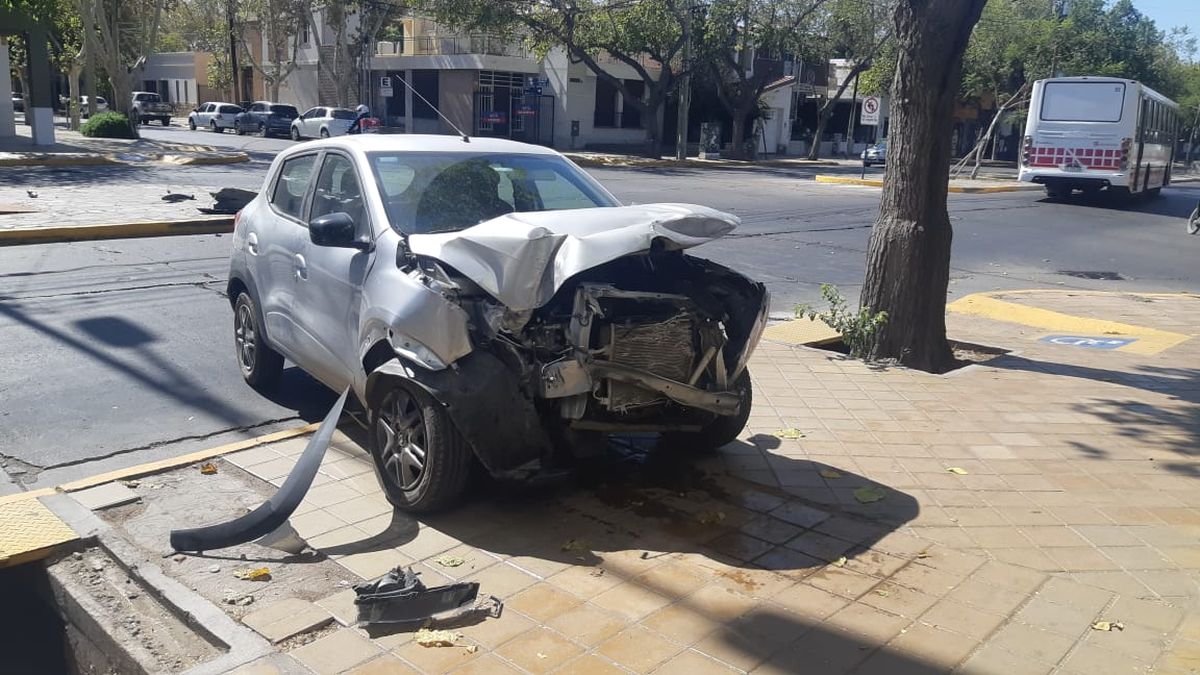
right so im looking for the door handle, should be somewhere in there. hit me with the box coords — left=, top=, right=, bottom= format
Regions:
left=247, top=232, right=259, bottom=256
left=294, top=254, right=308, bottom=281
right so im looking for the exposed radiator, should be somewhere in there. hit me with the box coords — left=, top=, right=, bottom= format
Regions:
left=606, top=313, right=695, bottom=410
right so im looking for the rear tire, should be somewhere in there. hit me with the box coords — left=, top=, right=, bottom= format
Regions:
left=662, top=369, right=753, bottom=452
left=160, top=117, right=170, bottom=126
left=1187, top=206, right=1199, bottom=235
left=233, top=292, right=283, bottom=390
left=1044, top=183, right=1069, bottom=200
left=210, top=121, right=221, bottom=133
left=320, top=128, right=330, bottom=138
left=258, top=123, right=268, bottom=138
left=369, top=379, right=472, bottom=512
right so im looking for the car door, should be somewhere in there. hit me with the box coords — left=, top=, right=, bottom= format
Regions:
left=296, top=108, right=314, bottom=136
left=195, top=103, right=212, bottom=126
left=291, top=151, right=374, bottom=391
left=253, top=151, right=319, bottom=363
left=305, top=108, right=324, bottom=136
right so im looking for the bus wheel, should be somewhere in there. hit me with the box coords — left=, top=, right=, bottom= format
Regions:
left=1044, top=184, right=1069, bottom=200
left=1146, top=187, right=1162, bottom=198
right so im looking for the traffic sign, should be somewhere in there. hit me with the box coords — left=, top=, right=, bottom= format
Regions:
left=380, top=76, right=392, bottom=88
left=1038, top=335, right=1136, bottom=350
left=860, top=95, right=881, bottom=126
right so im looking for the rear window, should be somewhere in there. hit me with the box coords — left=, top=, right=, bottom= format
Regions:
left=1041, top=82, right=1125, bottom=122
left=331, top=109, right=357, bottom=120
left=219, top=105, right=242, bottom=114
left=135, top=93, right=161, bottom=102
left=270, top=105, right=299, bottom=118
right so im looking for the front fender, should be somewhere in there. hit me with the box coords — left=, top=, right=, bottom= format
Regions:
left=365, top=353, right=552, bottom=476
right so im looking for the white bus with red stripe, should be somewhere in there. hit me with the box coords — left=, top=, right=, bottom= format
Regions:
left=1019, top=77, right=1179, bottom=199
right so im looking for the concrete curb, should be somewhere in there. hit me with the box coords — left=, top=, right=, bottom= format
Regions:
left=814, top=174, right=1040, bottom=193
left=0, top=215, right=236, bottom=246
left=567, top=155, right=840, bottom=170
left=0, top=152, right=250, bottom=168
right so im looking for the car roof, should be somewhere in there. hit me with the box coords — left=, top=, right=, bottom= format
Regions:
left=285, top=134, right=563, bottom=158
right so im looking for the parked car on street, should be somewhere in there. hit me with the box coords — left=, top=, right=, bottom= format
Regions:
left=861, top=141, right=887, bottom=167
left=81, top=95, right=108, bottom=117
left=228, top=135, right=768, bottom=511
left=131, top=91, right=172, bottom=125
left=235, top=101, right=300, bottom=138
left=290, top=106, right=357, bottom=140
left=189, top=102, right=242, bottom=132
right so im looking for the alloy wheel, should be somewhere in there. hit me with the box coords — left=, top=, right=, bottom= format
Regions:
left=234, top=303, right=256, bottom=374
left=375, top=389, right=427, bottom=490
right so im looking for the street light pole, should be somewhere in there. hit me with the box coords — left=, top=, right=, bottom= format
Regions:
left=843, top=71, right=859, bottom=158
left=675, top=1, right=693, bottom=161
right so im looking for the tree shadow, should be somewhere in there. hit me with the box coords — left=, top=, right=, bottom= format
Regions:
left=988, top=355, right=1200, bottom=475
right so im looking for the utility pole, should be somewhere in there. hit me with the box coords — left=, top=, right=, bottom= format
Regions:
left=675, top=1, right=693, bottom=161
left=227, top=0, right=241, bottom=103
left=843, top=71, right=859, bottom=158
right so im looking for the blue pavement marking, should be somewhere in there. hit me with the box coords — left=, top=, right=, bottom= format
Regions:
left=1039, top=335, right=1138, bottom=350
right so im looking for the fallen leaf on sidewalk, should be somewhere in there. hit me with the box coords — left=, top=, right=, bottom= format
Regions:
left=561, top=539, right=587, bottom=552
left=777, top=428, right=805, bottom=440
left=435, top=555, right=465, bottom=568
left=199, top=462, right=218, bottom=475
left=819, top=469, right=843, bottom=479
left=415, top=628, right=460, bottom=647
left=874, top=590, right=890, bottom=598
left=233, top=567, right=271, bottom=581
left=853, top=487, right=886, bottom=504
left=832, top=556, right=848, bottom=568
left=697, top=510, right=726, bottom=525
left=1091, top=621, right=1125, bottom=632
left=946, top=467, right=969, bottom=475
left=465, top=645, right=478, bottom=654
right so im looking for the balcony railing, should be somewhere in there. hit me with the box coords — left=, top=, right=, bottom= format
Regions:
left=374, top=35, right=531, bottom=59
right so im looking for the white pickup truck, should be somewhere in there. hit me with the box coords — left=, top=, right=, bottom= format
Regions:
left=131, top=91, right=172, bottom=126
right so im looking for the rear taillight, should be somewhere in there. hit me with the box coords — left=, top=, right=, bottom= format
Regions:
left=1021, top=135, right=1032, bottom=165
left=234, top=210, right=242, bottom=230
left=1119, top=137, right=1131, bottom=170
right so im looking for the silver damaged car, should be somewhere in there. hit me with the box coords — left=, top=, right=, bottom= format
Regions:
left=228, top=135, right=768, bottom=511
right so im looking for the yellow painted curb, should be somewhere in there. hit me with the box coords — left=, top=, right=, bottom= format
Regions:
left=0, top=422, right=319, bottom=510
left=814, top=174, right=1040, bottom=193
left=763, top=317, right=842, bottom=346
left=0, top=216, right=235, bottom=246
left=947, top=292, right=1192, bottom=355
left=160, top=153, right=250, bottom=166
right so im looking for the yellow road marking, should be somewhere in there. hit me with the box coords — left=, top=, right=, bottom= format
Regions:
left=947, top=292, right=1192, bottom=355
left=763, top=317, right=842, bottom=346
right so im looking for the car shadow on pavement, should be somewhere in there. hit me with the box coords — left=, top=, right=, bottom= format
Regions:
left=319, top=425, right=920, bottom=585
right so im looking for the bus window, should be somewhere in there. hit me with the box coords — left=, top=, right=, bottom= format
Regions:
left=1041, top=82, right=1126, bottom=122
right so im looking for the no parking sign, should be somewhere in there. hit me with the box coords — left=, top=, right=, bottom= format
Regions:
left=860, top=96, right=881, bottom=126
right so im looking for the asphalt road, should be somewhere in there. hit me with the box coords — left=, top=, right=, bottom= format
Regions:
left=2, top=131, right=1198, bottom=492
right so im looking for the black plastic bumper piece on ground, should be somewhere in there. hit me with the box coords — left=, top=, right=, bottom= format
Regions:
left=168, top=388, right=349, bottom=552
left=353, top=565, right=503, bottom=626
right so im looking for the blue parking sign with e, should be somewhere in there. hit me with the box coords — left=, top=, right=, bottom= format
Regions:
left=1039, top=335, right=1135, bottom=349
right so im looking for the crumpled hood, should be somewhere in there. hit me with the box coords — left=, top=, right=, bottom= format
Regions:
left=406, top=203, right=740, bottom=311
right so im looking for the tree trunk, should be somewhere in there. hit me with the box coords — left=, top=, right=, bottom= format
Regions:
left=729, top=106, right=751, bottom=159
left=806, top=105, right=833, bottom=160
left=859, top=0, right=987, bottom=373
left=68, top=64, right=82, bottom=130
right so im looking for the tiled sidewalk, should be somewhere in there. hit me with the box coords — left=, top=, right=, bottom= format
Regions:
left=99, top=291, right=1200, bottom=674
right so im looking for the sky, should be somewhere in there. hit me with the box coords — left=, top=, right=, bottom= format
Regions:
left=1134, top=0, right=1197, bottom=41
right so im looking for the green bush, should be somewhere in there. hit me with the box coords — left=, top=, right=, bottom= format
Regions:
left=80, top=112, right=136, bottom=139
left=795, top=284, right=888, bottom=359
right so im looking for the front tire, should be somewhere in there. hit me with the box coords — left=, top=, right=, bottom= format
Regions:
left=160, top=117, right=170, bottom=126
left=662, top=369, right=753, bottom=451
left=1187, top=206, right=1199, bottom=235
left=369, top=379, right=471, bottom=512
left=290, top=126, right=301, bottom=141
left=233, top=292, right=283, bottom=390
left=188, top=118, right=196, bottom=131
left=258, top=123, right=268, bottom=137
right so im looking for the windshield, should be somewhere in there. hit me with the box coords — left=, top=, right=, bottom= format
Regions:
left=370, top=152, right=620, bottom=234
left=135, top=93, right=161, bottom=102
left=1041, top=81, right=1126, bottom=122
left=331, top=109, right=357, bottom=120
left=270, top=104, right=299, bottom=118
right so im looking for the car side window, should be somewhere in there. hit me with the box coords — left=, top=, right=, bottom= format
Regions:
left=310, top=154, right=367, bottom=230
left=270, top=155, right=317, bottom=220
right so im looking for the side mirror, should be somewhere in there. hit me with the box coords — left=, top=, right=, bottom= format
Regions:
left=310, top=212, right=370, bottom=251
